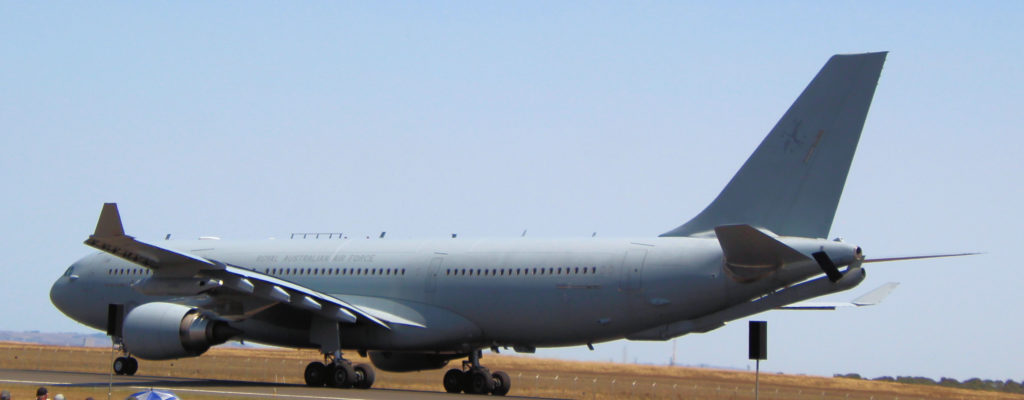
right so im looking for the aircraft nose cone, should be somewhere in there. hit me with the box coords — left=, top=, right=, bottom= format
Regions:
left=50, top=278, right=64, bottom=308
left=50, top=272, right=72, bottom=317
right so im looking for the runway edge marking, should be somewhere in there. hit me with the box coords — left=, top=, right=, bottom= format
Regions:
left=0, top=379, right=73, bottom=385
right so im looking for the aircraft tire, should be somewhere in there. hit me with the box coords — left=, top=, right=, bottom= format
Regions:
left=353, top=363, right=375, bottom=389
left=326, top=362, right=355, bottom=388
left=113, top=356, right=128, bottom=375
left=466, top=368, right=494, bottom=394
left=125, top=357, right=139, bottom=376
left=303, top=362, right=327, bottom=387
left=491, top=370, right=511, bottom=396
left=442, top=368, right=464, bottom=393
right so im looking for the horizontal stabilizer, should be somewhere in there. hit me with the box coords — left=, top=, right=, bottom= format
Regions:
left=852, top=282, right=899, bottom=305
left=715, top=225, right=811, bottom=282
left=780, top=282, right=898, bottom=310
left=627, top=266, right=867, bottom=340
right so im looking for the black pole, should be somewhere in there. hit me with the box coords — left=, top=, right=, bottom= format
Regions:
left=755, top=359, right=760, bottom=400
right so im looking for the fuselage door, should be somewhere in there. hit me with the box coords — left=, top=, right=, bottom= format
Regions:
left=620, top=249, right=647, bottom=292
left=425, top=257, right=443, bottom=293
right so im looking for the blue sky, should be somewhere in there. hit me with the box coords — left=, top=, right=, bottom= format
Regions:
left=2, top=2, right=1021, bottom=381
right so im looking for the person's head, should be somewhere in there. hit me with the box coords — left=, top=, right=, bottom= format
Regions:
left=35, top=386, right=47, bottom=398
left=53, top=395, right=65, bottom=400
left=1, top=389, right=11, bottom=400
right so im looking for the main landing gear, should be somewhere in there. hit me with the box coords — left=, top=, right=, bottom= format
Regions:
left=113, top=355, right=138, bottom=376
left=442, top=350, right=511, bottom=396
left=303, top=351, right=375, bottom=389
left=111, top=337, right=138, bottom=376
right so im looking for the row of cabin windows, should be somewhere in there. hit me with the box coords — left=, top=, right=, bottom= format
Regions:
left=107, top=266, right=600, bottom=279
left=263, top=267, right=406, bottom=277
left=107, top=267, right=408, bottom=277
left=446, top=266, right=598, bottom=277
left=109, top=268, right=150, bottom=276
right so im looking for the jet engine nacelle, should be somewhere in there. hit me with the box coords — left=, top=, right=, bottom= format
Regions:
left=122, top=302, right=240, bottom=360
left=369, top=351, right=459, bottom=372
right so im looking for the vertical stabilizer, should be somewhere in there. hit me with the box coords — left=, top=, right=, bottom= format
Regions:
left=661, top=52, right=887, bottom=239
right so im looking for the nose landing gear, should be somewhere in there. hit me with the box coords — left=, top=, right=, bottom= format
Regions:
left=442, top=350, right=511, bottom=396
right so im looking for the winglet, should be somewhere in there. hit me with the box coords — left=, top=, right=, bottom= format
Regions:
left=851, top=282, right=899, bottom=306
left=94, top=203, right=125, bottom=238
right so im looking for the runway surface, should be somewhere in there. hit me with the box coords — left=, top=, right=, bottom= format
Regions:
left=0, top=368, right=556, bottom=400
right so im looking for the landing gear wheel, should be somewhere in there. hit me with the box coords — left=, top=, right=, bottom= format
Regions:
left=326, top=362, right=355, bottom=388
left=443, top=368, right=464, bottom=393
left=304, top=362, right=327, bottom=387
left=113, top=356, right=128, bottom=375
left=466, top=368, right=494, bottom=395
left=125, top=357, right=138, bottom=376
left=491, top=370, right=511, bottom=396
left=352, top=363, right=375, bottom=389
left=113, top=356, right=137, bottom=376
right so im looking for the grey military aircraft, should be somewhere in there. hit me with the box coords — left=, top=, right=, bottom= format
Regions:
left=50, top=52, right=966, bottom=396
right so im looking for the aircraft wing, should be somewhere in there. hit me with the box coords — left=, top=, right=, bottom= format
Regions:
left=84, top=203, right=391, bottom=329
left=779, top=282, right=899, bottom=310
left=207, top=265, right=390, bottom=328
left=85, top=204, right=218, bottom=273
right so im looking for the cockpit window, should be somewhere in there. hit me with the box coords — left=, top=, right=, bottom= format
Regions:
left=63, top=266, right=75, bottom=277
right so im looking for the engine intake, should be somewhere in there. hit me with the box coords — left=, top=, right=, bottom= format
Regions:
left=122, top=302, right=240, bottom=360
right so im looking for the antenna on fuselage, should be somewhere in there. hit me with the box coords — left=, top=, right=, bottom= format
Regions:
left=521, top=230, right=527, bottom=237
left=451, top=233, right=457, bottom=239
left=165, top=234, right=171, bottom=240
left=379, top=231, right=386, bottom=239
left=592, top=232, right=597, bottom=237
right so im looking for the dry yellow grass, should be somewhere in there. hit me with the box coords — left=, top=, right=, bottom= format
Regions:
left=0, top=342, right=1019, bottom=400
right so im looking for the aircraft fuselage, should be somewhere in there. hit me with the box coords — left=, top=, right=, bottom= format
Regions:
left=52, top=235, right=856, bottom=352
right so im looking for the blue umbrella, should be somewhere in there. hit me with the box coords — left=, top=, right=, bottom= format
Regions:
left=125, top=389, right=179, bottom=400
